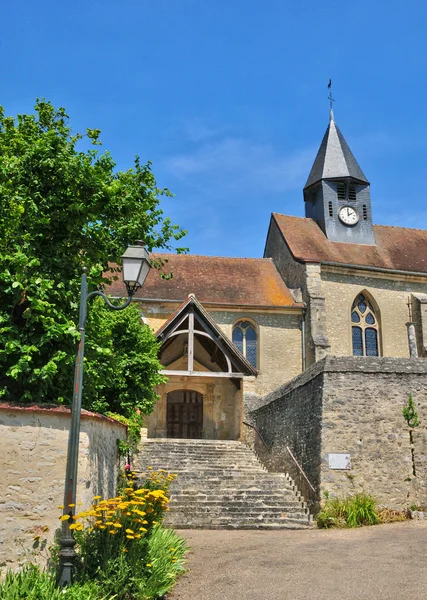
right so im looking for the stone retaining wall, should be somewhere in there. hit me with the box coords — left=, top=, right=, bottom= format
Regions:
left=0, top=404, right=126, bottom=571
left=244, top=357, right=427, bottom=511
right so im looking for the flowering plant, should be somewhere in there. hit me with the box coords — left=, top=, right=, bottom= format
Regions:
left=56, top=470, right=182, bottom=599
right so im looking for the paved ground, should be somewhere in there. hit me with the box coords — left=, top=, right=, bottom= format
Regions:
left=169, top=521, right=427, bottom=600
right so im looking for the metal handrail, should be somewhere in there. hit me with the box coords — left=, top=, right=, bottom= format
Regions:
left=242, top=419, right=272, bottom=452
left=285, top=445, right=316, bottom=493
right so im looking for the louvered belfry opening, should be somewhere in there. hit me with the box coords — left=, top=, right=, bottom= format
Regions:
left=337, top=182, right=346, bottom=201
left=348, top=184, right=357, bottom=201
left=336, top=181, right=357, bottom=202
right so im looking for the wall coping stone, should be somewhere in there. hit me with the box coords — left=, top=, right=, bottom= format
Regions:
left=0, top=402, right=127, bottom=427
left=252, top=356, right=427, bottom=412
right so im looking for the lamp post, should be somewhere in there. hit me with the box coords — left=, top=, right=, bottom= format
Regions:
left=58, top=241, right=151, bottom=586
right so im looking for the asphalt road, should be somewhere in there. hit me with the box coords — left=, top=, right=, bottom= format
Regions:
left=169, top=521, right=427, bottom=600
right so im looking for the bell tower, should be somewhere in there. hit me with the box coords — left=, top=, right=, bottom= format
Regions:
left=303, top=111, right=375, bottom=245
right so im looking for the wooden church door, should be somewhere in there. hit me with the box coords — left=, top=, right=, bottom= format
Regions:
left=166, top=390, right=204, bottom=439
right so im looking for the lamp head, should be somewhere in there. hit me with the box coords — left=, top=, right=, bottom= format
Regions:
left=121, top=241, right=151, bottom=295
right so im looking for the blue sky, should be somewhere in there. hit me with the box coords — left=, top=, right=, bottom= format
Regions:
left=2, top=0, right=427, bottom=257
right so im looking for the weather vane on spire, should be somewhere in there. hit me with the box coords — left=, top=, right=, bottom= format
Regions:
left=327, top=78, right=335, bottom=111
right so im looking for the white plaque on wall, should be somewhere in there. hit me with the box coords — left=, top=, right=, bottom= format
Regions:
left=328, top=454, right=351, bottom=470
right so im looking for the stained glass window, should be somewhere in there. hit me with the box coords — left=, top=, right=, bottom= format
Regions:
left=365, top=328, right=378, bottom=356
left=351, top=293, right=380, bottom=357
left=352, top=327, right=363, bottom=356
left=232, top=321, right=257, bottom=368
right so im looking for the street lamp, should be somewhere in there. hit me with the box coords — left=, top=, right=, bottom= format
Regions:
left=58, top=241, right=151, bottom=586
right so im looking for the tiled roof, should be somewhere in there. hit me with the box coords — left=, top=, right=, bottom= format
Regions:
left=272, top=213, right=427, bottom=274
left=107, top=254, right=300, bottom=307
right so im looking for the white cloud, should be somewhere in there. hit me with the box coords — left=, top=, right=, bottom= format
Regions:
left=163, top=136, right=315, bottom=194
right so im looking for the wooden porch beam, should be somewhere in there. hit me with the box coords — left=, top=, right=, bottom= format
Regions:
left=160, top=369, right=245, bottom=379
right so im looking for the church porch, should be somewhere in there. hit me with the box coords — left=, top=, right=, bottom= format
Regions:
left=146, top=294, right=255, bottom=440
left=146, top=375, right=243, bottom=440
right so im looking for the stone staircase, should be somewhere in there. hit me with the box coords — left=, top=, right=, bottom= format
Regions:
left=134, top=439, right=313, bottom=529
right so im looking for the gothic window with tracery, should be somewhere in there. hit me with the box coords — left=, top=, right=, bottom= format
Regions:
left=351, top=293, right=380, bottom=357
left=232, top=321, right=257, bottom=368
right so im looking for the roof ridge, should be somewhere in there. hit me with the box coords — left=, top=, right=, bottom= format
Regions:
left=272, top=213, right=310, bottom=221
left=374, top=223, right=427, bottom=233
left=151, top=253, right=275, bottom=261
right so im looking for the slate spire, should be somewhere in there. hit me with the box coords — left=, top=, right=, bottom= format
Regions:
left=304, top=112, right=369, bottom=190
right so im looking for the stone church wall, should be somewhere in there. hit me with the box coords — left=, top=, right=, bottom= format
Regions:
left=245, top=357, right=427, bottom=512
left=209, top=309, right=303, bottom=395
left=321, top=268, right=427, bottom=359
left=264, top=217, right=330, bottom=366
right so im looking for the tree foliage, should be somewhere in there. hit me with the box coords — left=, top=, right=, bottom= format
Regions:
left=0, top=99, right=186, bottom=408
left=84, top=300, right=166, bottom=417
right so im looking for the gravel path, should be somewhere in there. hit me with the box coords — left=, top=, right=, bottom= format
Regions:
left=169, top=521, right=427, bottom=600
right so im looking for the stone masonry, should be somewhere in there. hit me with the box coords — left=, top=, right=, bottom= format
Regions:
left=244, top=357, right=427, bottom=511
left=0, top=405, right=126, bottom=570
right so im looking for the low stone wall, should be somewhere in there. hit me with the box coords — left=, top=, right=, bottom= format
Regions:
left=245, top=357, right=427, bottom=511
left=0, top=404, right=126, bottom=571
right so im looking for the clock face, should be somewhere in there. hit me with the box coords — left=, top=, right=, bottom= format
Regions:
left=338, top=205, right=359, bottom=225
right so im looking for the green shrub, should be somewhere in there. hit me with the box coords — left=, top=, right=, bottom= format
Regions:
left=0, top=565, right=105, bottom=600
left=137, top=525, right=188, bottom=599
left=316, top=493, right=380, bottom=528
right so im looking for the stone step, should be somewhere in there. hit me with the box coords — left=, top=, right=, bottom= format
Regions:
left=168, top=496, right=307, bottom=507
left=136, top=439, right=312, bottom=529
left=166, top=506, right=307, bottom=521
left=166, top=515, right=312, bottom=527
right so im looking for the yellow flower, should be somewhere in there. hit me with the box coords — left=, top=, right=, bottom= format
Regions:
left=126, top=535, right=135, bottom=539
left=99, top=525, right=106, bottom=529
left=125, top=529, right=134, bottom=534
left=59, top=515, right=71, bottom=521
left=134, top=533, right=141, bottom=539
left=93, top=495, right=102, bottom=500
left=146, top=563, right=152, bottom=567
left=139, top=527, right=147, bottom=532
left=105, top=521, right=114, bottom=526
left=113, top=523, right=122, bottom=528
left=68, top=503, right=76, bottom=508
left=109, top=530, right=118, bottom=535
left=58, top=505, right=65, bottom=510
left=42, top=526, right=49, bottom=532
left=69, top=523, right=79, bottom=530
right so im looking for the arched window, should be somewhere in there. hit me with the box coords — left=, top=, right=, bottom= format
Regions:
left=232, top=321, right=257, bottom=368
left=351, top=293, right=380, bottom=357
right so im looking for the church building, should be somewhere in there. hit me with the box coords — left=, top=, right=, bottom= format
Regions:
left=109, top=110, right=427, bottom=443
left=109, top=111, right=427, bottom=510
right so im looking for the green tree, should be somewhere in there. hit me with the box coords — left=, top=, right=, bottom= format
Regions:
left=84, top=300, right=166, bottom=417
left=0, top=99, right=186, bottom=407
